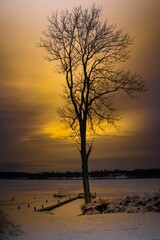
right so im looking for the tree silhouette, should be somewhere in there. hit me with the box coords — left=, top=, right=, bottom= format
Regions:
left=39, top=5, right=146, bottom=203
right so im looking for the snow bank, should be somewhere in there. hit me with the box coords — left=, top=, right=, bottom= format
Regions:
left=0, top=209, right=22, bottom=240
left=82, top=192, right=160, bottom=214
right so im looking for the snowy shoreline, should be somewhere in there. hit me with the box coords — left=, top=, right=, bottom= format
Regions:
left=1, top=194, right=160, bottom=240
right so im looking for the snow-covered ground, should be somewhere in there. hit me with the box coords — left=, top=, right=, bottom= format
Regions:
left=0, top=179, right=160, bottom=240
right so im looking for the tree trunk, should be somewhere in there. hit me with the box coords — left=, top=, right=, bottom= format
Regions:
left=80, top=122, right=91, bottom=204
left=82, top=155, right=91, bottom=204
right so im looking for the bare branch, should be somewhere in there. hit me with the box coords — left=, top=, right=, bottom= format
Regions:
left=39, top=5, right=146, bottom=142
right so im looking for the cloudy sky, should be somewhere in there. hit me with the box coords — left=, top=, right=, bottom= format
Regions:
left=0, top=0, right=160, bottom=172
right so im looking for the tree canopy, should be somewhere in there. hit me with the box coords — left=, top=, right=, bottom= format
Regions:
left=40, top=5, right=145, bottom=137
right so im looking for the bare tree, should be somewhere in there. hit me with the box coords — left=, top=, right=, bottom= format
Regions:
left=39, top=5, right=146, bottom=204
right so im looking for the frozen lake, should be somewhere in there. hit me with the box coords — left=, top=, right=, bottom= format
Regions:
left=0, top=178, right=160, bottom=200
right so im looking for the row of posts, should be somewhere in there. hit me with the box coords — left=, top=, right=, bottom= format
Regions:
left=17, top=198, right=62, bottom=211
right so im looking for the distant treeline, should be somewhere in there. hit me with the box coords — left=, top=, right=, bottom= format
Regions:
left=0, top=169, right=160, bottom=180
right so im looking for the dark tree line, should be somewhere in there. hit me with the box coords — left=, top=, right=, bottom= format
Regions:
left=1, top=169, right=160, bottom=180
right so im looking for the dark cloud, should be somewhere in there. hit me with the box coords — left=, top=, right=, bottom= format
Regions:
left=0, top=130, right=79, bottom=172
left=0, top=99, right=49, bottom=139
left=91, top=132, right=160, bottom=170
left=0, top=84, right=58, bottom=172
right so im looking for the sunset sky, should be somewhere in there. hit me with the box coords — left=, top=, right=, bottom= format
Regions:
left=0, top=0, right=160, bottom=172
